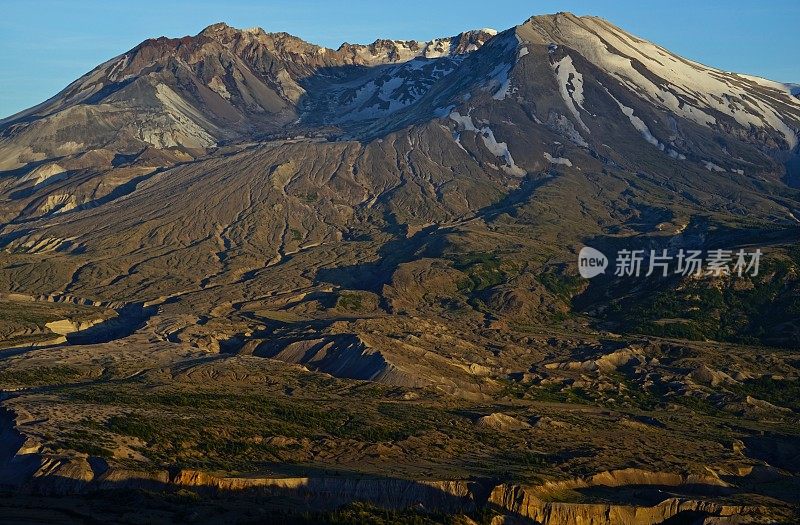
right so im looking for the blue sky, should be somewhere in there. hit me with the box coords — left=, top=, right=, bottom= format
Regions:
left=1, top=0, right=798, bottom=119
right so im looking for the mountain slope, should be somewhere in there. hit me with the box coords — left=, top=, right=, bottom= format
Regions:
left=0, top=24, right=495, bottom=171
left=1, top=13, right=799, bottom=299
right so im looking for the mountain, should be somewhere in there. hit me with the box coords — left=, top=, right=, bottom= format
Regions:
left=1, top=12, right=799, bottom=523
left=0, top=23, right=495, bottom=171
left=1, top=13, right=798, bottom=221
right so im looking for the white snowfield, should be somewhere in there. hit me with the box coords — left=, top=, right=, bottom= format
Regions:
left=543, top=152, right=573, bottom=166
left=449, top=110, right=526, bottom=176
left=552, top=55, right=589, bottom=132
left=604, top=87, right=685, bottom=160
left=528, top=14, right=800, bottom=149
left=324, top=58, right=461, bottom=123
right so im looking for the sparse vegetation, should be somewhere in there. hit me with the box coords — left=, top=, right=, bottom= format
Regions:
left=336, top=292, right=364, bottom=311
left=59, top=388, right=447, bottom=470
left=0, top=365, right=81, bottom=387
left=602, top=252, right=800, bottom=347
left=450, top=253, right=506, bottom=292
left=538, top=271, right=584, bottom=300
left=730, top=377, right=800, bottom=412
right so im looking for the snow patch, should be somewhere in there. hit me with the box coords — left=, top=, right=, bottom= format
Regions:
left=703, top=161, right=726, bottom=172
left=552, top=55, right=589, bottom=132
left=619, top=102, right=660, bottom=148
left=487, top=62, right=513, bottom=100
left=606, top=89, right=684, bottom=159
left=449, top=111, right=525, bottom=176
left=544, top=152, right=572, bottom=166
left=106, top=54, right=130, bottom=82
left=348, top=29, right=495, bottom=63
left=449, top=111, right=477, bottom=131
left=549, top=113, right=588, bottom=148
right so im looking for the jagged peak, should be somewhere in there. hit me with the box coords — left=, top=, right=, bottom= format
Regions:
left=200, top=22, right=233, bottom=34
left=332, top=28, right=497, bottom=64
left=198, top=21, right=262, bottom=43
left=335, top=28, right=497, bottom=49
left=199, top=21, right=265, bottom=37
left=194, top=22, right=496, bottom=64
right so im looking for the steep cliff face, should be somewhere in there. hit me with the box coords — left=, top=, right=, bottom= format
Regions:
left=172, top=470, right=479, bottom=511
left=489, top=495, right=757, bottom=525
left=1, top=453, right=785, bottom=522
left=2, top=449, right=478, bottom=512
left=487, top=468, right=779, bottom=524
